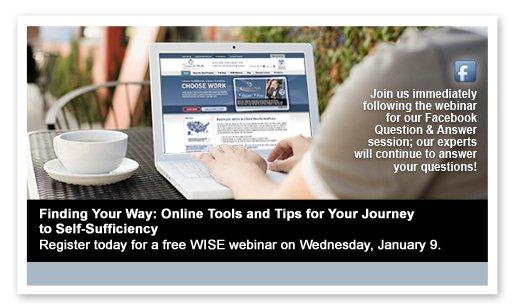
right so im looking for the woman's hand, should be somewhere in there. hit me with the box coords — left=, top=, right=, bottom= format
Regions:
left=267, top=135, right=312, bottom=173
left=193, top=145, right=267, bottom=188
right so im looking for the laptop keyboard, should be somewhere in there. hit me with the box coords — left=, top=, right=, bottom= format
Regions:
left=171, top=160, right=211, bottom=178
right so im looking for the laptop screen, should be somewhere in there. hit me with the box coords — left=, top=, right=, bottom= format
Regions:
left=159, top=53, right=312, bottom=153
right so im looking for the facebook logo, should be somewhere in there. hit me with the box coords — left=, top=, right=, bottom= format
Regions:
left=454, top=60, right=476, bottom=82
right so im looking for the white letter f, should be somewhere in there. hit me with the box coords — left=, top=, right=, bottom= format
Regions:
left=458, top=65, right=468, bottom=82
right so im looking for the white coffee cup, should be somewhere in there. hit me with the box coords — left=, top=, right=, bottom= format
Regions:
left=53, top=130, right=128, bottom=174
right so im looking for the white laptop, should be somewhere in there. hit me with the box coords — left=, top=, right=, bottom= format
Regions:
left=149, top=43, right=320, bottom=199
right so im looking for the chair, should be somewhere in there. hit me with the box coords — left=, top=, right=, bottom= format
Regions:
left=45, top=80, right=151, bottom=130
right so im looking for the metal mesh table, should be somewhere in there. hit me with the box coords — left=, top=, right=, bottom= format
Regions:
left=28, top=127, right=184, bottom=200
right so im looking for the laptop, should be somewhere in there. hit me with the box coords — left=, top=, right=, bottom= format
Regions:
left=149, top=43, right=320, bottom=199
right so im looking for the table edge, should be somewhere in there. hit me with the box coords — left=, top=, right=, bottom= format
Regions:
left=27, top=132, right=40, bottom=200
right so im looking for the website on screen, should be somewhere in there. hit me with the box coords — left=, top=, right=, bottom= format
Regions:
left=159, top=53, right=312, bottom=153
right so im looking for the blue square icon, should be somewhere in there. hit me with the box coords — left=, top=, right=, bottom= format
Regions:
left=454, top=60, right=476, bottom=82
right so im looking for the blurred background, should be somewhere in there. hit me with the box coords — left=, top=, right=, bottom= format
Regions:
left=27, top=26, right=412, bottom=132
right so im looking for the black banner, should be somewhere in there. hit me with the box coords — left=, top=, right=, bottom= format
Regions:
left=27, top=199, right=487, bottom=262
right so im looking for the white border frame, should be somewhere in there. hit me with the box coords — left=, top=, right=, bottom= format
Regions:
left=17, top=15, right=498, bottom=295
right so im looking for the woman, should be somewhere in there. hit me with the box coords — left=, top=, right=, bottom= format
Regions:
left=194, top=28, right=487, bottom=199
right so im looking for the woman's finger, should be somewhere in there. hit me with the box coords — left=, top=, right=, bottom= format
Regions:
left=234, top=146, right=246, bottom=154
left=209, top=146, right=224, bottom=158
left=220, top=144, right=234, bottom=152
left=267, top=138, right=292, bottom=162
left=268, top=157, right=295, bottom=172
left=193, top=152, right=215, bottom=168
left=277, top=147, right=293, bottom=161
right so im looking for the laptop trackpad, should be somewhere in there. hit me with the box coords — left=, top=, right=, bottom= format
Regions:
left=266, top=170, right=287, bottom=183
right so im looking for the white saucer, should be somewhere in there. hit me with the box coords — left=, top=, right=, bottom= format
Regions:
left=43, top=158, right=139, bottom=186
